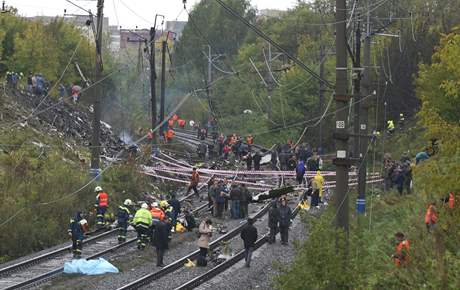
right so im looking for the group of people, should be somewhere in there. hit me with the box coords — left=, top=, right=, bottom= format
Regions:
left=68, top=185, right=197, bottom=267
left=383, top=153, right=414, bottom=195
left=209, top=178, right=252, bottom=219
left=387, top=113, right=406, bottom=134
left=392, top=192, right=456, bottom=267
left=268, top=197, right=292, bottom=245
left=273, top=142, right=322, bottom=172
left=27, top=73, right=49, bottom=96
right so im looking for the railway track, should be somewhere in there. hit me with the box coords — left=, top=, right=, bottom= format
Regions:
left=174, top=206, right=303, bottom=290
left=116, top=199, right=274, bottom=290
left=0, top=143, right=216, bottom=290
left=0, top=191, right=214, bottom=290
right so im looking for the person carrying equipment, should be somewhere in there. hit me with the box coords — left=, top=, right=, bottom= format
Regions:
left=392, top=232, right=410, bottom=266
left=68, top=211, right=89, bottom=258
left=133, top=203, right=153, bottom=250
left=117, top=199, right=133, bottom=243
left=94, top=186, right=108, bottom=229
left=187, top=168, right=200, bottom=198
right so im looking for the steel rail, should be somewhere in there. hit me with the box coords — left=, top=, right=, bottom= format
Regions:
left=117, top=201, right=273, bottom=290
left=3, top=237, right=138, bottom=290
left=2, top=199, right=213, bottom=290
left=175, top=206, right=302, bottom=290
left=0, top=228, right=118, bottom=276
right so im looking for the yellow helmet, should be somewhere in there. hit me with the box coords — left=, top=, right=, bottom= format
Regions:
left=160, top=200, right=169, bottom=208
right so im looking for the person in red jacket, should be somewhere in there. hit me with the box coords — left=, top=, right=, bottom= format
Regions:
left=187, top=168, right=200, bottom=198
left=95, top=186, right=109, bottom=229
left=425, top=202, right=438, bottom=232
left=449, top=192, right=455, bottom=209
left=392, top=232, right=410, bottom=266
left=178, top=119, right=186, bottom=128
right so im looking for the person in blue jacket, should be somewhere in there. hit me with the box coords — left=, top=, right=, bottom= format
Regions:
left=68, top=211, right=88, bottom=258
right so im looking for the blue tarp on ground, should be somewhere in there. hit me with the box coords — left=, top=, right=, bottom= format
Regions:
left=63, top=258, right=119, bottom=275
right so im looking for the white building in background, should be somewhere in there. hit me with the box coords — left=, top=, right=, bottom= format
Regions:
left=28, top=15, right=110, bottom=41
left=109, top=25, right=121, bottom=52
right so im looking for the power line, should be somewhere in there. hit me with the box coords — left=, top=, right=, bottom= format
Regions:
left=213, top=0, right=334, bottom=89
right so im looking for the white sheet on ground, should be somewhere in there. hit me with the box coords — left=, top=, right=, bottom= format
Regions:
left=63, top=258, right=119, bottom=275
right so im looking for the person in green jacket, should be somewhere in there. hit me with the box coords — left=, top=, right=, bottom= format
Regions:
left=133, top=203, right=153, bottom=250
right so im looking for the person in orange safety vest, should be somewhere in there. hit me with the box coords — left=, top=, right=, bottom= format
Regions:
left=150, top=202, right=165, bottom=223
left=392, top=232, right=410, bottom=266
left=425, top=202, right=438, bottom=232
left=95, top=186, right=109, bottom=229
left=449, top=192, right=455, bottom=209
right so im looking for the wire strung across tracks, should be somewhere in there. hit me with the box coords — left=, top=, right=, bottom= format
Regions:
left=0, top=152, right=218, bottom=289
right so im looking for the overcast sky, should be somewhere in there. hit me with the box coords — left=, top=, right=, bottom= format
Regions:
left=7, top=0, right=297, bottom=28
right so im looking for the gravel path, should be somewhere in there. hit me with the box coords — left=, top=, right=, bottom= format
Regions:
left=39, top=202, right=266, bottom=290
left=195, top=208, right=308, bottom=290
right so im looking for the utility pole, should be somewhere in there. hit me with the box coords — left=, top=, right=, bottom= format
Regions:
left=352, top=22, right=362, bottom=160
left=90, top=0, right=104, bottom=174
left=334, top=0, right=350, bottom=236
left=149, top=26, right=157, bottom=144
left=207, top=44, right=213, bottom=119
left=357, top=0, right=372, bottom=214
left=319, top=44, right=325, bottom=153
left=160, top=38, right=167, bottom=135
left=266, top=44, right=273, bottom=121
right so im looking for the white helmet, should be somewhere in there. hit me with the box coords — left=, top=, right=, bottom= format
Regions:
left=94, top=186, right=103, bottom=192
left=141, top=203, right=148, bottom=209
left=124, top=199, right=133, bottom=206
left=151, top=202, right=159, bottom=208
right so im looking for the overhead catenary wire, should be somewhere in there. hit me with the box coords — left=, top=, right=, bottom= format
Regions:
left=293, top=93, right=334, bottom=148
left=23, top=37, right=84, bottom=125
left=213, top=0, right=334, bottom=89
left=118, top=0, right=155, bottom=25
left=0, top=88, right=197, bottom=228
left=262, top=48, right=281, bottom=87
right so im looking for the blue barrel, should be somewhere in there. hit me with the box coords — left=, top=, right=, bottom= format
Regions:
left=356, top=198, right=366, bottom=214
left=89, top=167, right=101, bottom=181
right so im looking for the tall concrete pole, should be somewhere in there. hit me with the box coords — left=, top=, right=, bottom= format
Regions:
left=334, top=0, right=350, bottom=234
left=160, top=39, right=167, bottom=135
left=149, top=27, right=157, bottom=144
left=319, top=45, right=325, bottom=153
left=90, top=0, right=104, bottom=173
left=358, top=0, right=372, bottom=212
